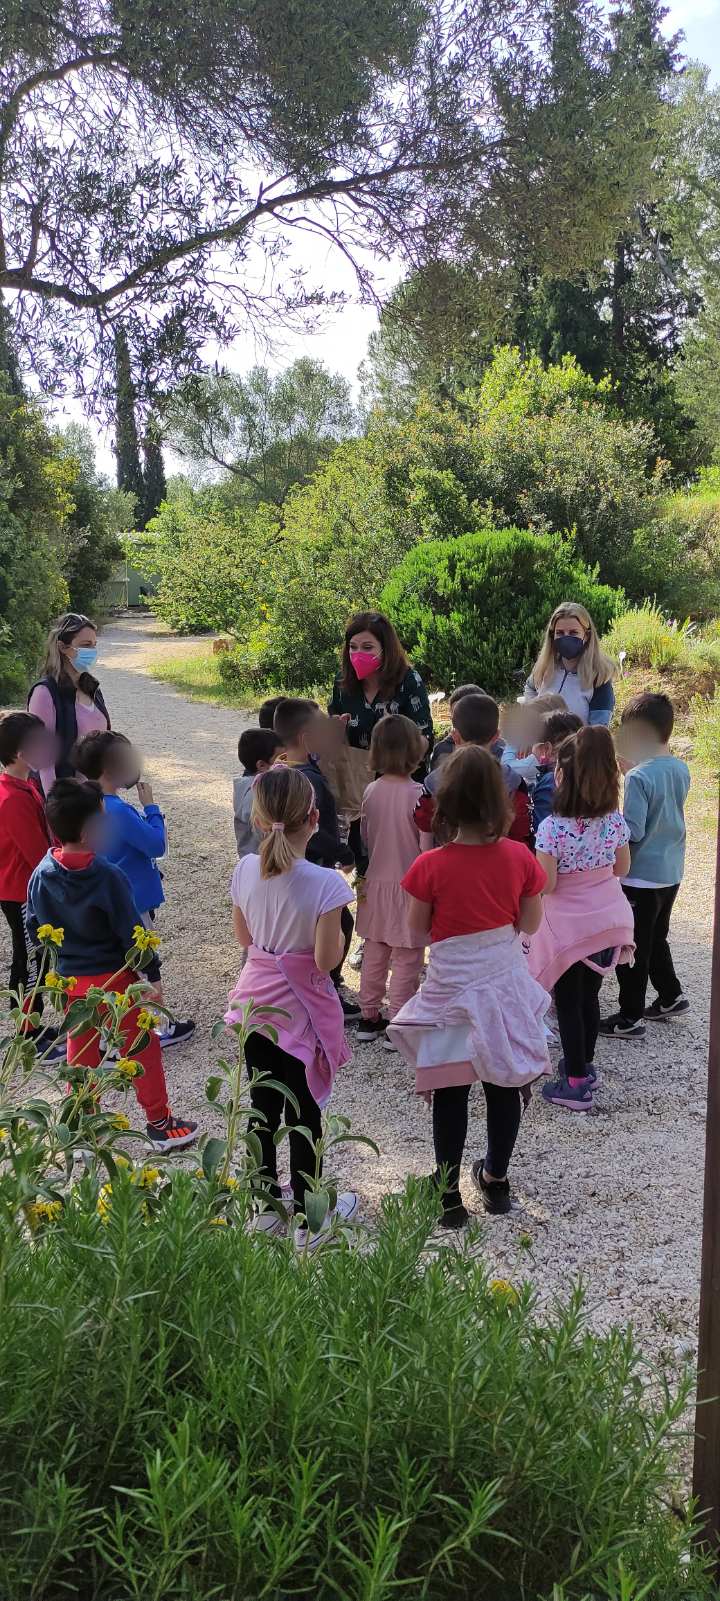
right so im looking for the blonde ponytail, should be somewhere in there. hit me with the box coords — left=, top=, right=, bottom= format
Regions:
left=252, top=766, right=315, bottom=878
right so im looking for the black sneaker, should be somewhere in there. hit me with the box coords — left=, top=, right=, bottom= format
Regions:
left=338, top=994, right=362, bottom=1023
left=146, top=1114, right=198, bottom=1151
left=438, top=1200, right=470, bottom=1229
left=156, top=1018, right=196, bottom=1049
left=356, top=1016, right=387, bottom=1042
left=598, top=1012, right=646, bottom=1039
left=31, top=1025, right=67, bottom=1063
left=471, top=1160, right=512, bottom=1215
left=643, top=995, right=690, bottom=1022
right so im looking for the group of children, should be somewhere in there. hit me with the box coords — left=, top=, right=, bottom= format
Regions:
left=229, top=679, right=690, bottom=1230
left=0, top=648, right=691, bottom=1233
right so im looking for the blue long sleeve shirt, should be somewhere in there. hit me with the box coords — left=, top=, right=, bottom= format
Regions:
left=27, top=851, right=140, bottom=977
left=103, top=794, right=166, bottom=915
left=622, top=754, right=690, bottom=887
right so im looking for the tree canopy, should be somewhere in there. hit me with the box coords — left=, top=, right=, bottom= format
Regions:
left=0, top=0, right=676, bottom=407
left=165, top=358, right=357, bottom=505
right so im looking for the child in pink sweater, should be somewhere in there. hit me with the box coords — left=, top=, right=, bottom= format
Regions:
left=356, top=715, right=428, bottom=1051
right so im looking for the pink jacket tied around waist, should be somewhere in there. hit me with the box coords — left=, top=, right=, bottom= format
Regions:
left=528, top=865, right=635, bottom=993
left=226, top=947, right=350, bottom=1109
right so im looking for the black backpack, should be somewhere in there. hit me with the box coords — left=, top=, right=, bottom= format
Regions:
left=27, top=676, right=111, bottom=785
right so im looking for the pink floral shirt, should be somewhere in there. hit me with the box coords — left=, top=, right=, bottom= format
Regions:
left=535, top=811, right=630, bottom=874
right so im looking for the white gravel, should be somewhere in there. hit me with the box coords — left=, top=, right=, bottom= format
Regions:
left=2, top=616, right=712, bottom=1384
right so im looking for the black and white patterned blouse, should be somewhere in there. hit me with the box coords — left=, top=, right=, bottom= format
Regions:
left=328, top=666, right=434, bottom=761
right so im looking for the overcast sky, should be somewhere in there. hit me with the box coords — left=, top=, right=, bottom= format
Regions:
left=53, top=2, right=720, bottom=477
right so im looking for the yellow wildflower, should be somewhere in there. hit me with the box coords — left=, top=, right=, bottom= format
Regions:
left=114, top=1154, right=131, bottom=1169
left=64, top=975, right=78, bottom=991
left=27, top=1199, right=62, bottom=1228
left=194, top=1168, right=205, bottom=1179
left=115, top=1057, right=143, bottom=1080
left=489, top=1279, right=519, bottom=1304
left=113, top=991, right=131, bottom=1011
left=38, top=923, right=64, bottom=944
left=136, top=1008, right=160, bottom=1033
left=208, top=1216, right=228, bottom=1227
left=97, top=1183, right=112, bottom=1222
left=133, top=1166, right=160, bottom=1189
left=225, top=1176, right=239, bottom=1191
left=44, top=971, right=63, bottom=990
left=0, top=1128, right=7, bottom=1141
left=111, top=1113, right=130, bottom=1131
left=131, top=925, right=161, bottom=953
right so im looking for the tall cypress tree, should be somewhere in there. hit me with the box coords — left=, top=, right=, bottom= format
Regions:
left=114, top=324, right=144, bottom=515
left=141, top=414, right=167, bottom=526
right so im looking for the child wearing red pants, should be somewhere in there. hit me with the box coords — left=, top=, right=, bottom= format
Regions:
left=26, top=778, right=197, bottom=1152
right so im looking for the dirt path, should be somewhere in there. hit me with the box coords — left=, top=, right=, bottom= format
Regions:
left=5, top=615, right=713, bottom=1377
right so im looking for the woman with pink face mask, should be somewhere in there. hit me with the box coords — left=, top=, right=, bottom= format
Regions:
left=328, top=611, right=433, bottom=873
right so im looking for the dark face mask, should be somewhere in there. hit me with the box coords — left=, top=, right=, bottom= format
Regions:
left=555, top=634, right=586, bottom=661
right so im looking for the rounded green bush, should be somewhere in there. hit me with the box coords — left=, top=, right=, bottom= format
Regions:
left=381, top=526, right=624, bottom=695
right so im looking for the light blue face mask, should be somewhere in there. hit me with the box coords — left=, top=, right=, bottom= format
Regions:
left=74, top=646, right=98, bottom=671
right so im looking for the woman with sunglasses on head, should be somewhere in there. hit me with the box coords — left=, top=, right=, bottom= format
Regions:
left=28, top=613, right=110, bottom=796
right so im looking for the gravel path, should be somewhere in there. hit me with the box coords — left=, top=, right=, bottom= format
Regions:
left=4, top=616, right=712, bottom=1378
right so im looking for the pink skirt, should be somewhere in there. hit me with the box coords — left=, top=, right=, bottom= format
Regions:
left=387, top=926, right=551, bottom=1092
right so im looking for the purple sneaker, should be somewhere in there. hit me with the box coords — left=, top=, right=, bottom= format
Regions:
left=558, top=1058, right=597, bottom=1091
left=542, top=1075, right=593, bottom=1111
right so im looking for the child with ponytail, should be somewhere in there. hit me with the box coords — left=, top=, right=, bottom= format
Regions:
left=529, top=726, right=635, bottom=1110
left=227, top=765, right=357, bottom=1239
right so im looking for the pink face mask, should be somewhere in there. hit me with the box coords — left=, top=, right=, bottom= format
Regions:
left=350, top=648, right=382, bottom=681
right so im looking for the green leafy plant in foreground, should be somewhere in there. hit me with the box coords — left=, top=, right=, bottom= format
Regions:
left=0, top=940, right=714, bottom=1600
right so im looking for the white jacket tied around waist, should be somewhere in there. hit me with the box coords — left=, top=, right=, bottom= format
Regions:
left=387, top=926, right=551, bottom=1091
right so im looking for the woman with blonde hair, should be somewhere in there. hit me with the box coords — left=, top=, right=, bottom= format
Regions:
left=28, top=612, right=110, bottom=794
left=523, top=602, right=615, bottom=726
left=226, top=764, right=357, bottom=1241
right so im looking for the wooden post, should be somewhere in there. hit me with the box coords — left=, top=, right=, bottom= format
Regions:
left=693, top=780, right=720, bottom=1558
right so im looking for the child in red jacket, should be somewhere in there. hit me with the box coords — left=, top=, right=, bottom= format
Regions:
left=0, top=712, right=64, bottom=1055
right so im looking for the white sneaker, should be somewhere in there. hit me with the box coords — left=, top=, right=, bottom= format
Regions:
left=381, top=1033, right=399, bottom=1053
left=348, top=941, right=365, bottom=971
left=295, top=1191, right=359, bottom=1251
left=247, top=1210, right=286, bottom=1238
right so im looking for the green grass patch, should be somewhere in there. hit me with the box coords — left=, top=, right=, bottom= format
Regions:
left=151, top=647, right=259, bottom=710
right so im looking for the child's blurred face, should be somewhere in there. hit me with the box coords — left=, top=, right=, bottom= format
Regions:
left=615, top=718, right=660, bottom=767
left=18, top=726, right=55, bottom=772
left=112, top=741, right=143, bottom=789
left=79, top=803, right=111, bottom=853
left=500, top=703, right=537, bottom=753
left=306, top=711, right=333, bottom=757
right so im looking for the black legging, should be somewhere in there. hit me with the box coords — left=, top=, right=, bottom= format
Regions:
left=1, top=900, right=40, bottom=994
left=553, top=961, right=604, bottom=1076
left=348, top=819, right=369, bottom=878
left=330, top=904, right=354, bottom=990
left=245, top=1031, right=323, bottom=1215
left=432, top=1081, right=523, bottom=1199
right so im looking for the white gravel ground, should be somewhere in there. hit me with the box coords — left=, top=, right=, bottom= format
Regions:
left=2, top=616, right=713, bottom=1385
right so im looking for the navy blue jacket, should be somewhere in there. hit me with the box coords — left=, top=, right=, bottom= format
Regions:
left=292, top=758, right=354, bottom=871
left=531, top=766, right=556, bottom=833
left=26, top=850, right=140, bottom=976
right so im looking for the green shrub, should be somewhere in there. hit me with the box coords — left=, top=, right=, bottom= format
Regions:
left=133, top=491, right=280, bottom=636
left=0, top=1182, right=711, bottom=1600
left=381, top=526, right=623, bottom=694
left=692, top=683, right=720, bottom=768
left=0, top=923, right=712, bottom=1600
left=630, top=496, right=720, bottom=619
left=603, top=605, right=693, bottom=673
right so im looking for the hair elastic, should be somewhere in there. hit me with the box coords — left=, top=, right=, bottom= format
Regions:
left=270, top=821, right=285, bottom=832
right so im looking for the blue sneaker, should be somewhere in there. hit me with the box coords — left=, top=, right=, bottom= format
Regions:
left=542, top=1075, right=593, bottom=1111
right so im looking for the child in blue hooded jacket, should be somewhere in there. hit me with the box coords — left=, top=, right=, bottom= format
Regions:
left=72, top=730, right=195, bottom=1049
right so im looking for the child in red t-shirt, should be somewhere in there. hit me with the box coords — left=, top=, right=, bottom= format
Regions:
left=388, top=745, right=549, bottom=1227
left=0, top=712, right=65, bottom=1057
